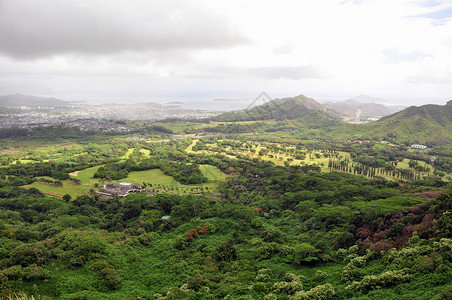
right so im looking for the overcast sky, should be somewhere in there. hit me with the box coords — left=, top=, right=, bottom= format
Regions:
left=1, top=0, right=452, bottom=106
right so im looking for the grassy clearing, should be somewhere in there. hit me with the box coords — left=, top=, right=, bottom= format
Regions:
left=26, top=165, right=103, bottom=197
left=26, top=165, right=228, bottom=197
left=347, top=196, right=426, bottom=214
left=115, top=169, right=180, bottom=186
left=199, top=165, right=228, bottom=182
left=74, top=165, right=103, bottom=184
left=140, top=149, right=151, bottom=157
left=27, top=178, right=93, bottom=197
left=122, top=148, right=135, bottom=159
left=184, top=139, right=198, bottom=153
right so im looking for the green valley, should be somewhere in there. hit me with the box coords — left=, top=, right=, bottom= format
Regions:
left=0, top=96, right=451, bottom=299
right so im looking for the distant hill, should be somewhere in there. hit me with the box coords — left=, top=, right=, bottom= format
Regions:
left=367, top=100, right=452, bottom=145
left=213, top=94, right=341, bottom=122
left=325, top=97, right=403, bottom=120
left=0, top=94, right=70, bottom=107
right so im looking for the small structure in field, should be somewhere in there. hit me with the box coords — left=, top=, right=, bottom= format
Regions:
left=97, top=182, right=143, bottom=197
left=411, top=144, right=427, bottom=149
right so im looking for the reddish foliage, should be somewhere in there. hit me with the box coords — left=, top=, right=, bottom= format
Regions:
left=410, top=190, right=447, bottom=199
left=421, top=214, right=435, bottom=228
left=409, top=206, right=423, bottom=215
left=402, top=224, right=421, bottom=237
left=251, top=207, right=263, bottom=215
left=393, top=234, right=409, bottom=245
left=373, top=230, right=386, bottom=241
left=419, top=214, right=435, bottom=238
left=359, top=194, right=451, bottom=252
left=211, top=266, right=219, bottom=272
left=407, top=212, right=419, bottom=222
left=200, top=226, right=208, bottom=235
left=357, top=226, right=371, bottom=239
left=359, top=238, right=371, bottom=249
left=369, top=240, right=393, bottom=253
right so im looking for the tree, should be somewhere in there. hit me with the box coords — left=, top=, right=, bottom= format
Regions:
left=63, top=194, right=72, bottom=202
left=288, top=242, right=320, bottom=265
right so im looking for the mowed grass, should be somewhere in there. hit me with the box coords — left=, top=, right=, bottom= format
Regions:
left=26, top=165, right=103, bottom=197
left=26, top=164, right=228, bottom=197
left=199, top=165, right=228, bottom=182
left=27, top=177, right=96, bottom=197
left=74, top=165, right=103, bottom=184
left=115, top=169, right=180, bottom=186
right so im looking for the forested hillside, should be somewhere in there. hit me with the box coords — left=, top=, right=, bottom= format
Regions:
left=213, top=95, right=341, bottom=122
left=0, top=131, right=451, bottom=299
left=364, top=101, right=452, bottom=146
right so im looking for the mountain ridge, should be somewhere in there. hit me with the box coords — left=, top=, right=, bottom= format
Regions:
left=213, top=94, right=341, bottom=122
left=0, top=93, right=70, bottom=107
left=365, top=100, right=452, bottom=145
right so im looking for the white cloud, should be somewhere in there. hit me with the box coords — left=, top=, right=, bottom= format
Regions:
left=0, top=0, right=451, bottom=105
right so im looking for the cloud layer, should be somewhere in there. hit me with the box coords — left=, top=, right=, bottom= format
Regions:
left=1, top=0, right=452, bottom=105
left=0, top=0, right=246, bottom=58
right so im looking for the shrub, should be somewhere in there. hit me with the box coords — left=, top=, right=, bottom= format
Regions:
left=256, top=268, right=272, bottom=282
left=314, top=270, right=328, bottom=281
left=287, top=242, right=320, bottom=265
left=10, top=243, right=50, bottom=267
left=291, top=283, right=336, bottom=300
left=345, top=268, right=411, bottom=292
left=272, top=273, right=303, bottom=295
left=101, top=267, right=121, bottom=290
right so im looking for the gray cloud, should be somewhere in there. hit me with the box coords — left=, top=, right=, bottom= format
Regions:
left=188, top=65, right=323, bottom=80
left=0, top=0, right=248, bottom=59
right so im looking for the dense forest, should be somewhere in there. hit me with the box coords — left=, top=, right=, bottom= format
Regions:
left=0, top=128, right=451, bottom=299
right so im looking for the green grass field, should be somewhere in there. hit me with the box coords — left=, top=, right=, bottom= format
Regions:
left=27, top=166, right=103, bottom=197
left=27, top=177, right=96, bottom=197
left=72, top=165, right=102, bottom=183
left=199, top=165, right=228, bottom=182
left=26, top=165, right=228, bottom=197
left=186, top=139, right=452, bottom=180
left=115, top=169, right=180, bottom=186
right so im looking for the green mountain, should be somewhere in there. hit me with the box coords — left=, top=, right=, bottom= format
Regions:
left=366, top=100, right=452, bottom=145
left=0, top=93, right=70, bottom=107
left=214, top=94, right=341, bottom=122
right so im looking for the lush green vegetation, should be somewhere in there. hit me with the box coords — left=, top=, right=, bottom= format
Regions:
left=1, top=98, right=452, bottom=299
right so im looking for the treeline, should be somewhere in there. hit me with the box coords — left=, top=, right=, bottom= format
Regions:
left=93, top=156, right=208, bottom=185
left=0, top=161, right=75, bottom=180
left=328, top=158, right=430, bottom=181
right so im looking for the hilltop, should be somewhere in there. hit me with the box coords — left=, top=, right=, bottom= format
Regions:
left=0, top=93, right=70, bottom=107
left=213, top=94, right=341, bottom=122
left=365, top=100, right=452, bottom=145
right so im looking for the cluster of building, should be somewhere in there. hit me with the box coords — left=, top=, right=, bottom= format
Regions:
left=97, top=182, right=145, bottom=197
left=0, top=103, right=219, bottom=129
